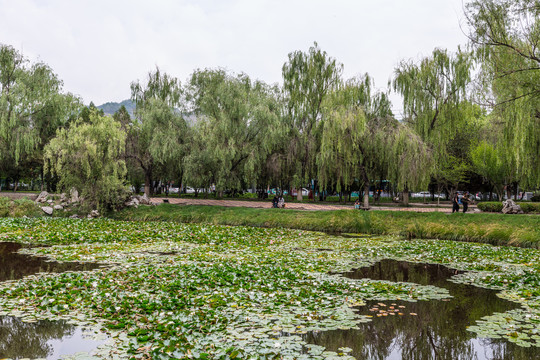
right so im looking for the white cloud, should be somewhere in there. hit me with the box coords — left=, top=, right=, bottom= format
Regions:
left=0, top=0, right=469, bottom=113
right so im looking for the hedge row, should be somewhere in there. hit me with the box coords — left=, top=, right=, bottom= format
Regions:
left=478, top=201, right=540, bottom=214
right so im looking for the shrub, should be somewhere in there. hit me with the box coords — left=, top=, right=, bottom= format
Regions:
left=0, top=197, right=10, bottom=217
left=477, top=202, right=503, bottom=212
left=478, top=201, right=540, bottom=214
left=0, top=197, right=41, bottom=217
left=519, top=203, right=540, bottom=214
left=531, top=193, right=540, bottom=202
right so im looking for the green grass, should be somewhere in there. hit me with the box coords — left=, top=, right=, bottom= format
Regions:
left=111, top=204, right=540, bottom=248
left=0, top=196, right=42, bottom=217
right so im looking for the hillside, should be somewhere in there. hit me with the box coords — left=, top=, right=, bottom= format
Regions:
left=97, top=99, right=135, bottom=117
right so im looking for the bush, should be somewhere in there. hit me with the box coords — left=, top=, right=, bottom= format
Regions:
left=478, top=201, right=540, bottom=214
left=519, top=203, right=540, bottom=214
left=531, top=194, right=540, bottom=202
left=0, top=196, right=41, bottom=217
left=0, top=197, right=10, bottom=217
left=477, top=202, right=503, bottom=212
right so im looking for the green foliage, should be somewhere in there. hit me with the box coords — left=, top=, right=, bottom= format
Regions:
left=113, top=204, right=540, bottom=248
left=477, top=202, right=504, bottom=213
left=130, top=67, right=187, bottom=196
left=0, top=44, right=80, bottom=190
left=393, top=49, right=474, bottom=196
left=519, top=202, right=540, bottom=214
left=184, top=69, right=282, bottom=193
left=319, top=74, right=431, bottom=207
left=282, top=42, right=343, bottom=195
left=44, top=110, right=128, bottom=211
left=466, top=0, right=540, bottom=188
left=0, top=197, right=41, bottom=217
left=478, top=201, right=540, bottom=214
left=393, top=48, right=472, bottom=147
left=470, top=140, right=514, bottom=199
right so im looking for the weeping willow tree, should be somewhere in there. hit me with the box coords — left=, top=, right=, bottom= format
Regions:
left=319, top=74, right=431, bottom=207
left=282, top=42, right=343, bottom=200
left=129, top=67, right=187, bottom=196
left=393, top=48, right=473, bottom=196
left=184, top=69, right=282, bottom=196
left=0, top=44, right=80, bottom=190
left=44, top=110, right=128, bottom=211
left=466, top=0, right=540, bottom=189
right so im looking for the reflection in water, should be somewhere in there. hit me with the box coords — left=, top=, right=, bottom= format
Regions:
left=0, top=242, right=100, bottom=282
left=305, top=260, right=540, bottom=360
left=0, top=316, right=105, bottom=360
left=0, top=242, right=105, bottom=359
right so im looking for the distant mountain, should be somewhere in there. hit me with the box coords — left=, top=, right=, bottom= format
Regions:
left=97, top=99, right=135, bottom=117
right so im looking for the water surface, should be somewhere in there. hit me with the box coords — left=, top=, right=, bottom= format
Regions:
left=306, top=259, right=540, bottom=360
left=0, top=242, right=106, bottom=359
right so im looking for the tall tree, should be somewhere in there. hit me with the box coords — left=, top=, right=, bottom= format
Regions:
left=466, top=0, right=540, bottom=188
left=184, top=69, right=282, bottom=196
left=282, top=42, right=343, bottom=200
left=129, top=67, right=186, bottom=196
left=0, top=44, right=80, bottom=190
left=393, top=48, right=473, bottom=197
left=319, top=74, right=431, bottom=207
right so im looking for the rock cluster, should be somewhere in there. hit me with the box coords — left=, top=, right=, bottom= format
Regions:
left=36, top=189, right=153, bottom=216
left=35, top=190, right=78, bottom=216
left=502, top=199, right=524, bottom=214
left=124, top=193, right=152, bottom=208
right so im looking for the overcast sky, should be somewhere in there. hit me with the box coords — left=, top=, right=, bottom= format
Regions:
left=1, top=0, right=469, bottom=116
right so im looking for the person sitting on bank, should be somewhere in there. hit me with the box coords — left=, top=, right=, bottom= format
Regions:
left=354, top=198, right=361, bottom=209
left=272, top=195, right=279, bottom=208
left=278, top=195, right=285, bottom=208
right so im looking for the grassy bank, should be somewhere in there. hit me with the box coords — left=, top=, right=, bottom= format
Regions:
left=112, top=204, right=540, bottom=248
left=0, top=196, right=41, bottom=217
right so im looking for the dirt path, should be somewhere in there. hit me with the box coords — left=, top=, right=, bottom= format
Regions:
left=151, top=197, right=479, bottom=213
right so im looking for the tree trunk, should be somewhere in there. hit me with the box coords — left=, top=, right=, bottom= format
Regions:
left=144, top=171, right=152, bottom=197
left=402, top=186, right=409, bottom=206
left=297, top=190, right=303, bottom=201
left=363, top=184, right=369, bottom=208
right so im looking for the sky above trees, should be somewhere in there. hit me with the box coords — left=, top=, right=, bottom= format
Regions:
left=0, top=0, right=469, bottom=114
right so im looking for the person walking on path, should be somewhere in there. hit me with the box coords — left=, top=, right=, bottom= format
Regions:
left=452, top=192, right=460, bottom=213
left=462, top=192, right=470, bottom=213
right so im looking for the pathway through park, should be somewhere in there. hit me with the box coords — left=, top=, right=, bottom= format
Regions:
left=151, top=197, right=479, bottom=213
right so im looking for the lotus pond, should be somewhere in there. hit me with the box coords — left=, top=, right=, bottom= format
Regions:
left=0, top=217, right=539, bottom=359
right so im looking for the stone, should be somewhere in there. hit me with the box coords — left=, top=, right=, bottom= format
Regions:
left=502, top=199, right=524, bottom=214
left=47, top=199, right=54, bottom=204
left=139, top=193, right=151, bottom=205
left=89, top=209, right=100, bottom=218
left=36, top=191, right=49, bottom=203
left=60, top=193, right=67, bottom=202
left=70, top=188, right=79, bottom=203
left=125, top=196, right=140, bottom=208
left=69, top=214, right=80, bottom=219
left=41, top=206, right=53, bottom=215
left=53, top=205, right=63, bottom=211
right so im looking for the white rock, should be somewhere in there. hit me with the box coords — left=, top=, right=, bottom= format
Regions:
left=36, top=191, right=49, bottom=203
left=70, top=188, right=79, bottom=203
left=53, top=205, right=63, bottom=210
left=41, top=206, right=53, bottom=215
